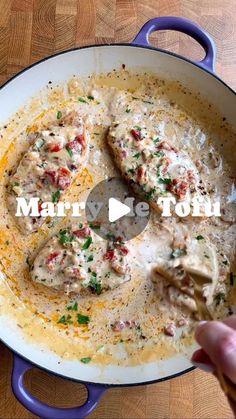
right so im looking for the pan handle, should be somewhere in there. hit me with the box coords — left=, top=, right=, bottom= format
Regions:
left=132, top=16, right=216, bottom=72
left=12, top=354, right=107, bottom=419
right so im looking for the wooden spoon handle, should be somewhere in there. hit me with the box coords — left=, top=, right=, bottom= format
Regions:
left=217, top=369, right=236, bottom=402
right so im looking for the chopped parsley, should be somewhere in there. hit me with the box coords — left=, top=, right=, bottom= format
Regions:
left=89, top=223, right=100, bottom=230
left=67, top=302, right=78, bottom=311
left=66, top=147, right=73, bottom=158
left=222, top=260, right=228, bottom=266
left=87, top=95, right=94, bottom=100
left=127, top=168, right=135, bottom=174
left=154, top=151, right=164, bottom=158
left=135, top=325, right=146, bottom=338
left=134, top=125, right=142, bottom=131
left=78, top=97, right=88, bottom=104
left=170, top=248, right=187, bottom=258
left=196, top=235, right=204, bottom=240
left=89, top=275, right=102, bottom=295
left=106, top=232, right=115, bottom=240
left=158, top=178, right=171, bottom=184
left=52, top=190, right=61, bottom=203
left=77, top=313, right=90, bottom=324
left=145, top=188, right=156, bottom=201
left=156, top=165, right=161, bottom=176
left=133, top=152, right=141, bottom=159
left=142, top=100, right=154, bottom=104
left=82, top=236, right=93, bottom=250
left=153, top=137, right=160, bottom=143
left=80, top=357, right=91, bottom=364
left=57, top=314, right=73, bottom=325
left=215, top=292, right=226, bottom=305
left=136, top=325, right=142, bottom=333
left=56, top=111, right=62, bottom=119
left=59, top=229, right=74, bottom=245
left=87, top=254, right=94, bottom=262
left=125, top=107, right=131, bottom=113
left=140, top=184, right=147, bottom=192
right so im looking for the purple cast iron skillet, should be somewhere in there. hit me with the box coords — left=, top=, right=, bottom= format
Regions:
left=1, top=15, right=229, bottom=418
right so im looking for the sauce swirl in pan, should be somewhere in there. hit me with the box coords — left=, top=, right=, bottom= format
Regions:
left=0, top=70, right=235, bottom=366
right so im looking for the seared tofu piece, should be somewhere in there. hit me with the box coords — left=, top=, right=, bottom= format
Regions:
left=107, top=119, right=207, bottom=211
left=31, top=224, right=131, bottom=295
left=8, top=111, right=89, bottom=234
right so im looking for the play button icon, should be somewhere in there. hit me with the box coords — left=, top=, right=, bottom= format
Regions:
left=85, top=177, right=150, bottom=242
left=108, top=198, right=131, bottom=222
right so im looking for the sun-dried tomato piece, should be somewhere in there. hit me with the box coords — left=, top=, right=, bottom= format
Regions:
left=131, top=129, right=143, bottom=141
left=48, top=143, right=63, bottom=152
left=57, top=167, right=71, bottom=190
left=73, top=227, right=91, bottom=238
left=119, top=246, right=129, bottom=255
left=137, top=165, right=145, bottom=181
left=67, top=134, right=86, bottom=151
left=104, top=249, right=116, bottom=261
left=46, top=251, right=61, bottom=270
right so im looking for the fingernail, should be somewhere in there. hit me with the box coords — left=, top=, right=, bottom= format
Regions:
left=191, top=361, right=214, bottom=373
left=198, top=321, right=208, bottom=326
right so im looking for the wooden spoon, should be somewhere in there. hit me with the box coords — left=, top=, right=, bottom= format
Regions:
left=154, top=262, right=236, bottom=401
left=183, top=267, right=213, bottom=321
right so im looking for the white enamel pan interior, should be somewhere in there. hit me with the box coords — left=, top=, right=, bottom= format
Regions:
left=0, top=23, right=236, bottom=389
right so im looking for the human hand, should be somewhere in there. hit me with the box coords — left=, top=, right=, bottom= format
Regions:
left=191, top=317, right=236, bottom=414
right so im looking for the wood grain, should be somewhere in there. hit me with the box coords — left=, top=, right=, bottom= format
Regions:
left=0, top=1, right=236, bottom=418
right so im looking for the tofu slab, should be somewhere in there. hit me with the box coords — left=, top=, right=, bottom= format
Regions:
left=107, top=119, right=207, bottom=212
left=31, top=224, right=131, bottom=295
left=8, top=111, right=88, bottom=234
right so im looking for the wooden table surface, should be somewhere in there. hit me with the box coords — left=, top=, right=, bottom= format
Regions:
left=0, top=1, right=235, bottom=418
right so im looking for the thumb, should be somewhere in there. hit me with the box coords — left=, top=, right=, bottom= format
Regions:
left=195, top=321, right=236, bottom=385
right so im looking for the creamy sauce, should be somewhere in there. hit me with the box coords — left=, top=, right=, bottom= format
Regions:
left=8, top=112, right=88, bottom=233
left=32, top=225, right=130, bottom=293
left=108, top=96, right=206, bottom=206
left=0, top=70, right=235, bottom=366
